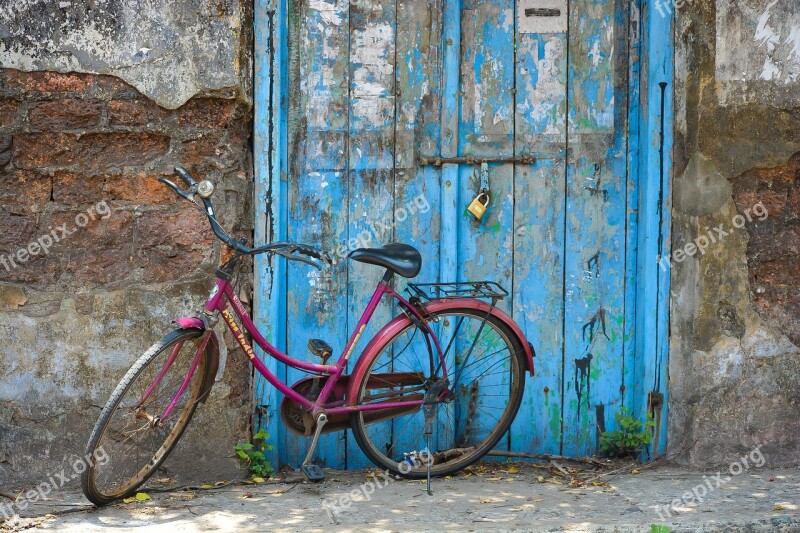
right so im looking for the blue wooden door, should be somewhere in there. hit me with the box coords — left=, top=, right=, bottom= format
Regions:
left=254, top=0, right=653, bottom=467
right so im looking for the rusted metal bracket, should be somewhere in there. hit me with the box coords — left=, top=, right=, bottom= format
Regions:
left=417, top=155, right=537, bottom=166
left=648, top=391, right=664, bottom=456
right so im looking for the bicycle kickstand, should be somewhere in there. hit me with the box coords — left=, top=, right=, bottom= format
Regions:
left=422, top=382, right=445, bottom=496
left=300, top=412, right=328, bottom=482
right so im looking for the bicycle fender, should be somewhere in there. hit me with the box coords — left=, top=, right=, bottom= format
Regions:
left=199, top=332, right=220, bottom=403
left=347, top=299, right=535, bottom=403
left=172, top=318, right=220, bottom=403
left=174, top=317, right=205, bottom=329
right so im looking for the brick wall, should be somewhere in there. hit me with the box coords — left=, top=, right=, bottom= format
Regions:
left=0, top=69, right=252, bottom=287
left=0, top=69, right=254, bottom=486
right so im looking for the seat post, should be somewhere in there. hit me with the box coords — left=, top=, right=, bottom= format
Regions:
left=381, top=269, right=394, bottom=284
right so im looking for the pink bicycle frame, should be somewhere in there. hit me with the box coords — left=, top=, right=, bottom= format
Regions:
left=200, top=273, right=447, bottom=417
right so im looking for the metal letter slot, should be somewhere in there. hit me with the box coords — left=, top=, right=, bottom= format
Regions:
left=525, top=7, right=561, bottom=17
left=517, top=0, right=568, bottom=34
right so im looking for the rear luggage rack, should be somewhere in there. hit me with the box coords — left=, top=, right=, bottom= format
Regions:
left=406, top=281, right=508, bottom=302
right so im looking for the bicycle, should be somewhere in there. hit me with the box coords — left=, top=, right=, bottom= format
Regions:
left=81, top=166, right=536, bottom=505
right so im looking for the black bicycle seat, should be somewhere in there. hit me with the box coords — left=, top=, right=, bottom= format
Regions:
left=349, top=243, right=422, bottom=278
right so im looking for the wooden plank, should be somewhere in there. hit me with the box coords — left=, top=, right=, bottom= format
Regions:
left=561, top=0, right=630, bottom=455
left=635, top=0, right=673, bottom=456
left=510, top=23, right=569, bottom=454
left=457, top=0, right=516, bottom=450
left=384, top=0, right=443, bottom=464
left=253, top=0, right=288, bottom=467
left=344, top=0, right=398, bottom=469
left=284, top=0, right=351, bottom=467
left=623, top=0, right=642, bottom=420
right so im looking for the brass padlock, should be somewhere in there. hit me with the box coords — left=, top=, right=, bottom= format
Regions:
left=468, top=191, right=490, bottom=220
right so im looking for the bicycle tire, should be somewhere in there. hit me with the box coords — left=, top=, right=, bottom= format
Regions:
left=350, top=306, right=526, bottom=478
left=81, top=328, right=209, bottom=505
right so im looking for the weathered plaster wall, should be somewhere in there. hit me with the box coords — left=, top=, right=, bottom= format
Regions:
left=0, top=0, right=254, bottom=489
left=0, top=0, right=251, bottom=109
left=670, top=0, right=800, bottom=465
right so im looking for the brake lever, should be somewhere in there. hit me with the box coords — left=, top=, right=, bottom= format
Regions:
left=158, top=178, right=196, bottom=202
left=174, top=166, right=198, bottom=187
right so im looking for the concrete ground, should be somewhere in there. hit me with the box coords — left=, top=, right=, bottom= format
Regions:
left=1, top=462, right=798, bottom=532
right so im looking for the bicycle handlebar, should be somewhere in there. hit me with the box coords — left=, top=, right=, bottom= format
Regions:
left=159, top=166, right=332, bottom=268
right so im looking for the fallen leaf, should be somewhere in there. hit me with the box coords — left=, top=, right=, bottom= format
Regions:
left=252, top=477, right=266, bottom=483
left=200, top=484, right=214, bottom=489
left=534, top=498, right=544, bottom=502
left=631, top=469, right=640, bottom=474
left=215, top=481, right=228, bottom=486
left=462, top=472, right=473, bottom=478
left=479, top=498, right=493, bottom=504
left=485, top=477, right=502, bottom=481
left=155, top=477, right=173, bottom=484
left=506, top=478, right=516, bottom=482
left=536, top=476, right=545, bottom=483
left=774, top=504, right=787, bottom=511
left=125, top=492, right=152, bottom=502
left=507, top=467, right=518, bottom=474
left=444, top=475, right=452, bottom=480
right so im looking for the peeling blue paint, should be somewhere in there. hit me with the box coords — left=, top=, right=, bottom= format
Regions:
left=254, top=0, right=672, bottom=466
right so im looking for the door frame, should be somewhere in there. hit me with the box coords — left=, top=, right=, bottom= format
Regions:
left=252, top=0, right=674, bottom=461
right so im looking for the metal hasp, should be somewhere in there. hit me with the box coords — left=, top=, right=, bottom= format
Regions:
left=418, top=155, right=537, bottom=166
left=517, top=0, right=568, bottom=34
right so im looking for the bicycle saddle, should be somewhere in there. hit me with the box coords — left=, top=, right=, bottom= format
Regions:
left=349, top=243, right=422, bottom=278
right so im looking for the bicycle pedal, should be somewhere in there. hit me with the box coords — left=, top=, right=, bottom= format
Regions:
left=308, top=339, right=333, bottom=364
left=300, top=463, right=326, bottom=482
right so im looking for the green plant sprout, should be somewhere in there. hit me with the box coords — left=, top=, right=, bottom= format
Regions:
left=599, top=407, right=656, bottom=458
left=235, top=428, right=275, bottom=478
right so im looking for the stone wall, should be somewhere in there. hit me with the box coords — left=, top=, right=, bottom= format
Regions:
left=669, top=0, right=800, bottom=465
left=0, top=68, right=254, bottom=486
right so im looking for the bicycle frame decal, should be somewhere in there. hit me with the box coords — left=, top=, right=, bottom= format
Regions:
left=221, top=308, right=257, bottom=361
left=344, top=325, right=365, bottom=361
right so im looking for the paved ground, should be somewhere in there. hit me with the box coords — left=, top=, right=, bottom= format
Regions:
left=1, top=462, right=798, bottom=532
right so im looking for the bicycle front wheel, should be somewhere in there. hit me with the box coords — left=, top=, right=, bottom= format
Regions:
left=350, top=306, right=526, bottom=477
left=81, top=328, right=210, bottom=505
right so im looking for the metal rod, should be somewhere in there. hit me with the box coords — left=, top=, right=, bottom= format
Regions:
left=426, top=434, right=432, bottom=496
left=418, top=155, right=537, bottom=166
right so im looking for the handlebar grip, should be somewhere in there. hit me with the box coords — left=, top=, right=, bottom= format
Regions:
left=296, top=244, right=331, bottom=263
left=174, top=166, right=197, bottom=187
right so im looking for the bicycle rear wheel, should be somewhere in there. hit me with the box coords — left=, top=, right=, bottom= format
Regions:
left=350, top=306, right=526, bottom=477
left=81, top=328, right=210, bottom=505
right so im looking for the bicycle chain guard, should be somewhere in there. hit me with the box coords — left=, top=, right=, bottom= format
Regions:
left=280, top=373, right=428, bottom=435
